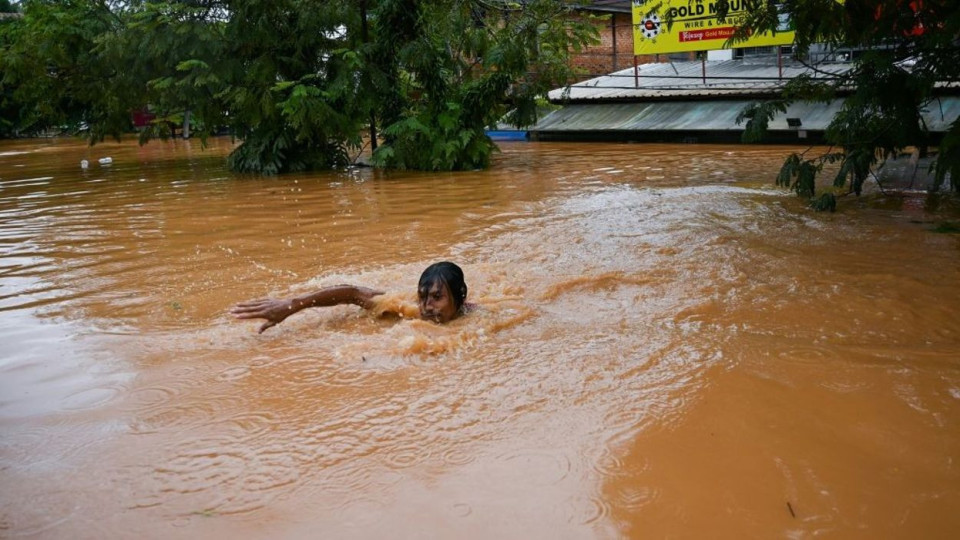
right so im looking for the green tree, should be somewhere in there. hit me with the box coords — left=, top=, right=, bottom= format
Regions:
left=0, top=2, right=21, bottom=137
left=723, top=0, right=960, bottom=209
left=368, top=0, right=598, bottom=170
left=0, top=0, right=135, bottom=139
left=0, top=0, right=598, bottom=174
left=98, top=1, right=366, bottom=173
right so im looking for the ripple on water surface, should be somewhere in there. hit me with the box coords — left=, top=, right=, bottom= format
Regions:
left=481, top=448, right=573, bottom=488
left=1, top=492, right=77, bottom=537
left=4, top=140, right=960, bottom=537
left=138, top=433, right=305, bottom=515
left=58, top=384, right=123, bottom=412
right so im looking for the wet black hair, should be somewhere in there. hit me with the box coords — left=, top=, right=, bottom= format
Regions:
left=418, top=261, right=468, bottom=311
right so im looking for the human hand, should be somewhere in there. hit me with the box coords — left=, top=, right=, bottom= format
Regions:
left=231, top=298, right=297, bottom=333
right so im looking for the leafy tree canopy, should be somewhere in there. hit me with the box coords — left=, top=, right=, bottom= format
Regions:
left=719, top=0, right=960, bottom=209
left=0, top=0, right=598, bottom=173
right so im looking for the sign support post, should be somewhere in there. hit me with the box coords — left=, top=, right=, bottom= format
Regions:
left=778, top=47, right=783, bottom=80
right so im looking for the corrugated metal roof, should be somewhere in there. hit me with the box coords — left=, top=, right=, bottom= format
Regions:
left=511, top=1, right=631, bottom=13
left=549, top=59, right=854, bottom=102
left=534, top=100, right=837, bottom=132
left=533, top=58, right=960, bottom=142
left=574, top=0, right=632, bottom=13
left=531, top=96, right=960, bottom=135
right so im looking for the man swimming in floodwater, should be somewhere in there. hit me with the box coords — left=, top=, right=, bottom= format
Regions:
left=232, top=261, right=470, bottom=333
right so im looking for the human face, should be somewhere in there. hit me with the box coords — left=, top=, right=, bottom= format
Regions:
left=418, top=280, right=459, bottom=323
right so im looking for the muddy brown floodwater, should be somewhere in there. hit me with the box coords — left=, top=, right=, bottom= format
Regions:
left=1, top=137, right=959, bottom=539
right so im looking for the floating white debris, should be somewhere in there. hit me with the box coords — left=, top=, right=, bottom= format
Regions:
left=98, top=157, right=113, bottom=165
left=80, top=159, right=89, bottom=169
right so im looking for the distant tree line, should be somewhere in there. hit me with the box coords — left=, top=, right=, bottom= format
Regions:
left=3, top=0, right=958, bottom=198
left=0, top=0, right=598, bottom=173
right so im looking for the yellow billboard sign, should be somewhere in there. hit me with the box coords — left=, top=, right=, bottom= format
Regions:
left=632, top=0, right=795, bottom=55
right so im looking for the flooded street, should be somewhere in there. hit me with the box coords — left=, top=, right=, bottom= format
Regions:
left=1, top=137, right=959, bottom=538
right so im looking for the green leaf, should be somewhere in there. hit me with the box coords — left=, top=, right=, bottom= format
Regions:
left=810, top=193, right=837, bottom=212
left=176, top=59, right=210, bottom=71
left=737, top=100, right=789, bottom=143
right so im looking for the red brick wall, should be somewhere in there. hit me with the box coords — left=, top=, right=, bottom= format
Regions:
left=567, top=13, right=697, bottom=83
left=569, top=13, right=635, bottom=79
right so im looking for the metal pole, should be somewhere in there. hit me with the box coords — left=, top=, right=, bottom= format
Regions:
left=611, top=15, right=617, bottom=71
left=778, top=47, right=783, bottom=80
left=182, top=110, right=191, bottom=139
left=702, top=55, right=706, bottom=85
left=634, top=55, right=639, bottom=88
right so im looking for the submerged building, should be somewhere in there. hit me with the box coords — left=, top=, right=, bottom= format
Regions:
left=531, top=55, right=959, bottom=145
left=531, top=1, right=959, bottom=146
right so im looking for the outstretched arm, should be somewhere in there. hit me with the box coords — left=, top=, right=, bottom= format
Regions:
left=231, top=285, right=384, bottom=333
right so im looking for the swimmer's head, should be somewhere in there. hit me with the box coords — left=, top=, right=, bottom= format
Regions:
left=417, top=262, right=467, bottom=323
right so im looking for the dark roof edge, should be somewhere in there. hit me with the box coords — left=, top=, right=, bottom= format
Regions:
left=549, top=92, right=785, bottom=105
left=570, top=0, right=632, bottom=14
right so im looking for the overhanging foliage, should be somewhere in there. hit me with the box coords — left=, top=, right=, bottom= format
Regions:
left=719, top=0, right=960, bottom=209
